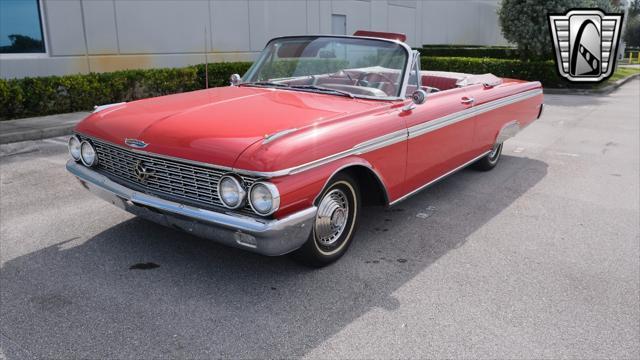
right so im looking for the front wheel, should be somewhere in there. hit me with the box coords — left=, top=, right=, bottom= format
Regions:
left=473, top=143, right=503, bottom=171
left=291, top=173, right=360, bottom=267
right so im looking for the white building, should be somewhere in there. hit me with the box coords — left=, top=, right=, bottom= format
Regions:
left=0, top=0, right=507, bottom=79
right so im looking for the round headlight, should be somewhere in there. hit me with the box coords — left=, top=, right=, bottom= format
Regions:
left=80, top=141, right=97, bottom=167
left=218, top=175, right=246, bottom=209
left=249, top=182, right=280, bottom=216
left=68, top=136, right=81, bottom=161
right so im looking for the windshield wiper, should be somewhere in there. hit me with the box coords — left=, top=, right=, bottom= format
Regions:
left=289, top=85, right=354, bottom=98
left=240, top=81, right=290, bottom=88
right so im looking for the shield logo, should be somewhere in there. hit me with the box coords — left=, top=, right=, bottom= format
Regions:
left=548, top=9, right=623, bottom=82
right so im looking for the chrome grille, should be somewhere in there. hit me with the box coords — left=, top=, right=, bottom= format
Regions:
left=83, top=137, right=258, bottom=215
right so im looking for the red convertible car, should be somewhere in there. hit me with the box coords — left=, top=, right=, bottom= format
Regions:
left=67, top=32, right=543, bottom=266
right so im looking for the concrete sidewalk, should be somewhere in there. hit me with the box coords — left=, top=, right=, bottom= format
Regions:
left=0, top=112, right=89, bottom=144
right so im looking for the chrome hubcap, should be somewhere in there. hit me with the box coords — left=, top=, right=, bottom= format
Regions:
left=315, top=189, right=349, bottom=246
left=489, top=144, right=502, bottom=161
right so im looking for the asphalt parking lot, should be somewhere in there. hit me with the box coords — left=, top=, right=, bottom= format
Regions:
left=1, top=80, right=639, bottom=359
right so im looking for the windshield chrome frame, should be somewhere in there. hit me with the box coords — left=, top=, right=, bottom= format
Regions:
left=242, top=35, right=413, bottom=101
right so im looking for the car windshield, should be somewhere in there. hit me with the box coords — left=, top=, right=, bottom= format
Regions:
left=241, top=36, right=409, bottom=99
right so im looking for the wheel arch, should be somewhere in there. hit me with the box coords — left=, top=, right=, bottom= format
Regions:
left=313, top=163, right=389, bottom=207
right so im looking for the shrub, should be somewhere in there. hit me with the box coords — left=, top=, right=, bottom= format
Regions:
left=418, top=47, right=520, bottom=59
left=498, top=0, right=618, bottom=60
left=0, top=62, right=252, bottom=120
left=624, top=15, right=640, bottom=48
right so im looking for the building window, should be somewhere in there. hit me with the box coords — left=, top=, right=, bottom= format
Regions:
left=0, top=0, right=45, bottom=54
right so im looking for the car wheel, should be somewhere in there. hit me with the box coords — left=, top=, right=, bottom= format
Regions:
left=291, top=173, right=360, bottom=267
left=473, top=143, right=503, bottom=171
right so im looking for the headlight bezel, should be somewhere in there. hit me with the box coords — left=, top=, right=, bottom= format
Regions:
left=249, top=181, right=280, bottom=216
left=217, top=175, right=247, bottom=210
left=68, top=135, right=82, bottom=161
left=79, top=140, right=98, bottom=167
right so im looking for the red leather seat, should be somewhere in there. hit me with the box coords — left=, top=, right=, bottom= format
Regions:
left=421, top=75, right=458, bottom=90
left=420, top=71, right=469, bottom=91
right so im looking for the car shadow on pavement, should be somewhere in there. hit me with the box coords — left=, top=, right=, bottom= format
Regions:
left=1, top=155, right=547, bottom=358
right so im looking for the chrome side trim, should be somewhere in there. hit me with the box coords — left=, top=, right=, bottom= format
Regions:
left=234, top=128, right=409, bottom=178
left=408, top=89, right=541, bottom=139
left=77, top=88, right=541, bottom=179
left=236, top=89, right=540, bottom=178
left=389, top=150, right=491, bottom=205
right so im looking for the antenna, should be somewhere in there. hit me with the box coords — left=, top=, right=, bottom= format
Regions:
left=204, top=26, right=209, bottom=89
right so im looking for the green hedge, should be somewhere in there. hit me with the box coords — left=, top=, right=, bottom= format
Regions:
left=0, top=62, right=251, bottom=120
left=421, top=44, right=514, bottom=48
left=419, top=47, right=521, bottom=59
left=0, top=56, right=583, bottom=120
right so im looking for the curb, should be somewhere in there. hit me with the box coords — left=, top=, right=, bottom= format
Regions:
left=544, top=73, right=640, bottom=95
left=0, top=125, right=77, bottom=145
left=0, top=112, right=89, bottom=145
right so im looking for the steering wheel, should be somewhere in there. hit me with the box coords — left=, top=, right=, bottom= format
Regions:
left=357, top=72, right=396, bottom=87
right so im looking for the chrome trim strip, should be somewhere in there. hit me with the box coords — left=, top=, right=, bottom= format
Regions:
left=75, top=133, right=236, bottom=173
left=76, top=88, right=541, bottom=179
left=263, top=128, right=298, bottom=144
left=236, top=89, right=540, bottom=177
left=389, top=150, right=491, bottom=205
left=234, top=128, right=409, bottom=178
left=408, top=89, right=542, bottom=139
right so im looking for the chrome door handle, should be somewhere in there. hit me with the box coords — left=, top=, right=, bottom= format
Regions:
left=461, top=96, right=475, bottom=105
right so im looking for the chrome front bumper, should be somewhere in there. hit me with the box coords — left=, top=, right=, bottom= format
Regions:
left=66, top=160, right=316, bottom=256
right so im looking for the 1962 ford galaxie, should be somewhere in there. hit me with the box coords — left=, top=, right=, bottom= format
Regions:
left=66, top=31, right=543, bottom=266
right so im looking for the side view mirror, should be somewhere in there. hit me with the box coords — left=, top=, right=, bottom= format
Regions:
left=403, top=89, right=427, bottom=112
left=230, top=74, right=241, bottom=86
left=412, top=89, right=427, bottom=105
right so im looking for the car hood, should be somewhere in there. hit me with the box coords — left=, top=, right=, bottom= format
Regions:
left=75, top=86, right=382, bottom=168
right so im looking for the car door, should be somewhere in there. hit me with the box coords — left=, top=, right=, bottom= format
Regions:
left=402, top=86, right=477, bottom=196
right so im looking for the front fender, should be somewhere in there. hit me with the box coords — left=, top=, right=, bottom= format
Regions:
left=270, top=156, right=390, bottom=218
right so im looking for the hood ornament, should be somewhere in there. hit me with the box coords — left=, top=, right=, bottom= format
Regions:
left=125, top=138, right=148, bottom=148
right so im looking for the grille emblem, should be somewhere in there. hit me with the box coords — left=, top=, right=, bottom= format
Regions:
left=125, top=138, right=149, bottom=148
left=133, top=160, right=154, bottom=182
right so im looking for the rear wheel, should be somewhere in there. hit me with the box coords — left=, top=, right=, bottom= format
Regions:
left=473, top=143, right=503, bottom=171
left=291, top=173, right=360, bottom=267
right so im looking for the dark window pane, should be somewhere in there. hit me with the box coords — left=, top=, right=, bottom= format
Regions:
left=0, top=0, right=45, bottom=53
